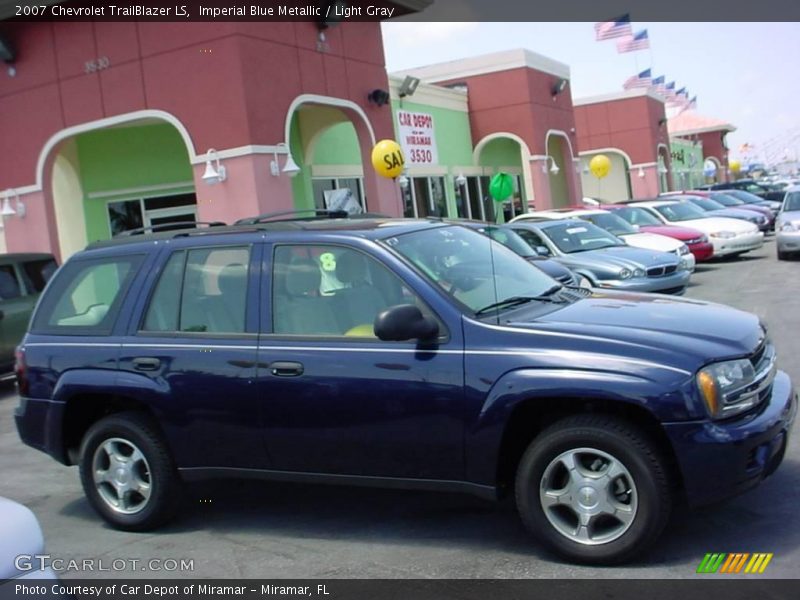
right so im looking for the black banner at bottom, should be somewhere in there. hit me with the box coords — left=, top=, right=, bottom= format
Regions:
left=2, top=579, right=800, bottom=600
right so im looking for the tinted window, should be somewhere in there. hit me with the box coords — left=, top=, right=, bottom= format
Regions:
left=579, top=212, right=636, bottom=236
left=32, top=255, right=144, bottom=334
left=785, top=192, right=800, bottom=212
left=654, top=203, right=706, bottom=222
left=540, top=222, right=623, bottom=254
left=271, top=245, right=430, bottom=338
left=143, top=246, right=250, bottom=334
left=20, top=258, right=57, bottom=293
left=615, top=207, right=662, bottom=227
left=0, top=265, right=22, bottom=300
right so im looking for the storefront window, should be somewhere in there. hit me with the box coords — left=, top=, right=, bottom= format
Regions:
left=107, top=192, right=197, bottom=237
left=402, top=177, right=448, bottom=218
left=311, top=178, right=366, bottom=211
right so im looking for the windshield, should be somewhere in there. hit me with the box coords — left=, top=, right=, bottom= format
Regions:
left=579, top=212, right=637, bottom=236
left=481, top=226, right=536, bottom=257
left=785, top=192, right=800, bottom=212
left=685, top=196, right=725, bottom=211
left=654, top=202, right=706, bottom=222
left=384, top=225, right=557, bottom=314
left=725, top=189, right=765, bottom=204
left=614, top=207, right=662, bottom=227
left=540, top=221, right=625, bottom=253
left=710, top=193, right=744, bottom=207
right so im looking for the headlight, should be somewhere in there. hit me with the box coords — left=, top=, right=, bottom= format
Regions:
left=678, top=244, right=690, bottom=255
left=710, top=231, right=736, bottom=239
left=633, top=268, right=646, bottom=278
left=618, top=268, right=632, bottom=279
left=679, top=259, right=690, bottom=271
left=697, top=359, right=758, bottom=419
left=781, top=221, right=798, bottom=232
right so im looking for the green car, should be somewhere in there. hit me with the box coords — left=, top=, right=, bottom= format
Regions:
left=0, top=253, right=57, bottom=376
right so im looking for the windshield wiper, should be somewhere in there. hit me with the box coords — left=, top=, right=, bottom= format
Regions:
left=475, top=285, right=565, bottom=316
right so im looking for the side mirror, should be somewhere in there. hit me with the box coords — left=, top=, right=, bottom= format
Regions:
left=631, top=224, right=640, bottom=231
left=374, top=304, right=439, bottom=342
left=535, top=245, right=551, bottom=257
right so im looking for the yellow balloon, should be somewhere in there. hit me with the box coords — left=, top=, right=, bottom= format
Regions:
left=729, top=160, right=741, bottom=174
left=589, top=154, right=611, bottom=179
left=371, top=139, right=405, bottom=179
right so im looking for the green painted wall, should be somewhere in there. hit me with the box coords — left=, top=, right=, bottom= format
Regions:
left=478, top=138, right=522, bottom=168
left=670, top=138, right=705, bottom=190
left=313, top=123, right=361, bottom=165
left=76, top=124, right=193, bottom=242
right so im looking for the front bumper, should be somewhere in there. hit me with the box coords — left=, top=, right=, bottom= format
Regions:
left=777, top=230, right=800, bottom=254
left=710, top=231, right=764, bottom=257
left=595, top=269, right=691, bottom=294
left=664, top=370, right=796, bottom=507
left=688, top=241, right=715, bottom=262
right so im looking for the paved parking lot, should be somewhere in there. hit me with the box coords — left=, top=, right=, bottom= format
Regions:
left=1, top=237, right=797, bottom=580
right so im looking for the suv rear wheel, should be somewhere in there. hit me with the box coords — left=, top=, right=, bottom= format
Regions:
left=79, top=411, right=182, bottom=531
left=515, top=414, right=672, bottom=564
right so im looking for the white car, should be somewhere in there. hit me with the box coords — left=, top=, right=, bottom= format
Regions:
left=511, top=209, right=696, bottom=271
left=631, top=200, right=763, bottom=257
left=0, top=496, right=58, bottom=582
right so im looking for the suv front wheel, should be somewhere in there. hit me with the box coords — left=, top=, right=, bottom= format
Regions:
left=79, top=411, right=182, bottom=531
left=515, top=414, right=672, bottom=564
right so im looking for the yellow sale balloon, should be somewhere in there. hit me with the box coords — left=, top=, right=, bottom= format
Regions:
left=371, top=139, right=405, bottom=179
left=589, top=154, right=611, bottom=179
left=729, top=160, right=741, bottom=174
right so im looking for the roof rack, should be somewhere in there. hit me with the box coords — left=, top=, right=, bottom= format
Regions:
left=115, top=221, right=227, bottom=237
left=235, top=209, right=350, bottom=225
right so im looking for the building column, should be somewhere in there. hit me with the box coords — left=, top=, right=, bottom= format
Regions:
left=2, top=190, right=60, bottom=258
left=528, top=157, right=553, bottom=210
left=629, top=163, right=661, bottom=199
left=193, top=154, right=295, bottom=225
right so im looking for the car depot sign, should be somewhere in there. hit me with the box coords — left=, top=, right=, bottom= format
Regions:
left=397, top=110, right=439, bottom=166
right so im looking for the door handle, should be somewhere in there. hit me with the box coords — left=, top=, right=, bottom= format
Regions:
left=270, top=361, right=304, bottom=377
left=132, top=357, right=161, bottom=371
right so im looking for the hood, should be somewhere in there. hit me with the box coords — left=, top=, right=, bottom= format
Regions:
left=507, top=291, right=763, bottom=365
left=675, top=216, right=758, bottom=234
left=779, top=210, right=800, bottom=225
left=739, top=204, right=773, bottom=217
left=526, top=256, right=574, bottom=282
left=620, top=231, right=682, bottom=252
left=555, top=245, right=680, bottom=272
left=0, top=497, right=46, bottom=579
left=640, top=224, right=705, bottom=241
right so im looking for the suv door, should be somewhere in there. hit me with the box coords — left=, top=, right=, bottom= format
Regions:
left=257, top=241, right=465, bottom=480
left=119, top=242, right=267, bottom=471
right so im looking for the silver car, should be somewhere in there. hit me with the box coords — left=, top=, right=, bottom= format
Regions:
left=508, top=219, right=692, bottom=294
left=777, top=186, right=800, bottom=260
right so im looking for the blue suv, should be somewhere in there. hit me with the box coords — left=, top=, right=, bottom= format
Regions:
left=14, top=215, right=797, bottom=564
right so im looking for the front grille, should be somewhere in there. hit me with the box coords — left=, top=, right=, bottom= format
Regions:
left=647, top=264, right=677, bottom=277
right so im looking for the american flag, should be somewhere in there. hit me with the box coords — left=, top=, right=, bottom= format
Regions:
left=616, top=30, right=650, bottom=53
left=667, top=87, right=689, bottom=105
left=676, top=96, right=698, bottom=116
left=664, top=81, right=676, bottom=98
left=595, top=15, right=632, bottom=41
left=650, top=76, right=666, bottom=94
left=623, top=68, right=652, bottom=90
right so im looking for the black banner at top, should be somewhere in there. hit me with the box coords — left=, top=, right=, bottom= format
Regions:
left=3, top=0, right=800, bottom=22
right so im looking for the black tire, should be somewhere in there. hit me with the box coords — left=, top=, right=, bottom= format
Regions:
left=79, top=411, right=182, bottom=531
left=515, top=414, right=672, bottom=564
left=777, top=250, right=788, bottom=261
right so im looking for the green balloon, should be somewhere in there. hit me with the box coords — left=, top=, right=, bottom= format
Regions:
left=489, top=172, right=514, bottom=202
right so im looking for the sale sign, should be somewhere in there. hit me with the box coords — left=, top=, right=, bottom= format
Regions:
left=396, top=110, right=439, bottom=166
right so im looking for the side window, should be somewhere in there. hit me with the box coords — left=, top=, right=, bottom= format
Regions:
left=142, top=246, right=250, bottom=334
left=271, top=245, right=433, bottom=338
left=0, top=265, right=22, bottom=300
left=516, top=229, right=545, bottom=248
left=20, top=258, right=58, bottom=294
left=32, top=255, right=144, bottom=334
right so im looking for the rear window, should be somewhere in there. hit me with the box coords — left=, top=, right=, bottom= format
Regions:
left=31, top=255, right=144, bottom=335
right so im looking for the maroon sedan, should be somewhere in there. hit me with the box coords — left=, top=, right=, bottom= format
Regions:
left=600, top=204, right=715, bottom=262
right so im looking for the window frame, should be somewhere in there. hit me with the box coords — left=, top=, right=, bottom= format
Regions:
left=136, top=243, right=258, bottom=339
left=264, top=242, right=449, bottom=343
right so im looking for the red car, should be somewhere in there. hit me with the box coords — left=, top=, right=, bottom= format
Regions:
left=600, top=204, right=715, bottom=262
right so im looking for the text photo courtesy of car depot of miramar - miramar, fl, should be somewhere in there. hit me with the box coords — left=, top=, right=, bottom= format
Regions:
left=0, top=6, right=799, bottom=586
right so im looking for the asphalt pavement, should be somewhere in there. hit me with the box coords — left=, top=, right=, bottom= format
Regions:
left=1, top=237, right=797, bottom=580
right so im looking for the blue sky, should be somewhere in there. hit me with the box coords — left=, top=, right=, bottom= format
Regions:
left=381, top=22, right=800, bottom=164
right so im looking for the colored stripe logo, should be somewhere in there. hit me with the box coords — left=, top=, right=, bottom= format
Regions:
left=697, top=553, right=773, bottom=574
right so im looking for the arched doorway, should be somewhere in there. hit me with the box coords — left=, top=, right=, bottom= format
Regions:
left=579, top=148, right=633, bottom=203
left=545, top=131, right=577, bottom=209
left=474, top=133, right=531, bottom=222
left=29, top=111, right=197, bottom=261
left=657, top=144, right=672, bottom=193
